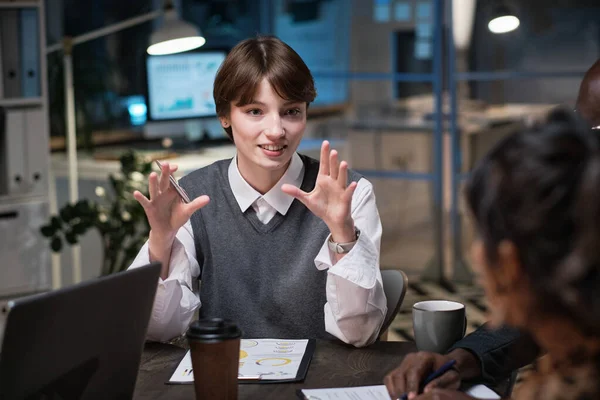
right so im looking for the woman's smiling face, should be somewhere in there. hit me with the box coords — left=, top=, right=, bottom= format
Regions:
left=222, top=77, right=307, bottom=181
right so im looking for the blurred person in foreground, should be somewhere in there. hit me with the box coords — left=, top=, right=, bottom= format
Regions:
left=387, top=109, right=600, bottom=400
left=384, top=58, right=600, bottom=399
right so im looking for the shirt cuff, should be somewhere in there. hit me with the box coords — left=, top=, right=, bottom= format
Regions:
left=161, top=238, right=197, bottom=287
left=129, top=238, right=197, bottom=286
left=314, top=229, right=378, bottom=289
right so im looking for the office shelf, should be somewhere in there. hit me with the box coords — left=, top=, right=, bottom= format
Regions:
left=0, top=1, right=39, bottom=9
left=0, top=97, right=43, bottom=107
left=0, top=0, right=51, bottom=295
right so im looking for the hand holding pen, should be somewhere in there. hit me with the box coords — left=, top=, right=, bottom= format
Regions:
left=154, top=160, right=191, bottom=203
left=398, top=360, right=457, bottom=400
left=385, top=352, right=462, bottom=400
left=134, top=160, right=210, bottom=238
left=133, top=160, right=210, bottom=279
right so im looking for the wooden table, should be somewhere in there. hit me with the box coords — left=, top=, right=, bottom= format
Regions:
left=133, top=339, right=418, bottom=399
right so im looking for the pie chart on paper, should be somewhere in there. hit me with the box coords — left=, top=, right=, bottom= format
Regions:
left=255, top=357, right=292, bottom=366
left=241, top=340, right=259, bottom=348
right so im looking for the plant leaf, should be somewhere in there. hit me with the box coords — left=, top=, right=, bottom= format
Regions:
left=51, top=236, right=62, bottom=252
left=72, top=222, right=88, bottom=235
left=40, top=225, right=55, bottom=237
left=65, top=231, right=78, bottom=245
left=75, top=200, right=90, bottom=214
left=59, top=205, right=74, bottom=221
left=51, top=216, right=62, bottom=230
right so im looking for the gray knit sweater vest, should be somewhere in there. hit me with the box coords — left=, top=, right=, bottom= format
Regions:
left=179, top=154, right=362, bottom=339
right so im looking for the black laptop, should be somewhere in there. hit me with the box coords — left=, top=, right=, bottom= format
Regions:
left=0, top=262, right=161, bottom=400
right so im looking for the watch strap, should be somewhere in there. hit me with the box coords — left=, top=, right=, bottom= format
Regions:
left=327, top=228, right=361, bottom=254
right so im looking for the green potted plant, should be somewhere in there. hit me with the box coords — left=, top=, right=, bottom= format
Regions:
left=40, top=150, right=153, bottom=275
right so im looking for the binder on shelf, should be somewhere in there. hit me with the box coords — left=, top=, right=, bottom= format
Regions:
left=0, top=14, right=3, bottom=99
left=23, top=108, right=47, bottom=195
left=4, top=109, right=26, bottom=195
left=0, top=10, right=22, bottom=98
left=19, top=8, right=39, bottom=98
left=0, top=106, right=6, bottom=195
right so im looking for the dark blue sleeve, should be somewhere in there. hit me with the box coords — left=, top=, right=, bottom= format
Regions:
left=447, top=323, right=540, bottom=384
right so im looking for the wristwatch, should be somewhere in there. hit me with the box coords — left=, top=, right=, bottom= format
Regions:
left=327, top=227, right=361, bottom=254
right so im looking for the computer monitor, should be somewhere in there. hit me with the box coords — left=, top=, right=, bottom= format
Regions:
left=143, top=49, right=228, bottom=142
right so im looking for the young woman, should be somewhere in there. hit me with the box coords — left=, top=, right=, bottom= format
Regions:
left=398, top=109, right=600, bottom=399
left=129, top=36, right=387, bottom=346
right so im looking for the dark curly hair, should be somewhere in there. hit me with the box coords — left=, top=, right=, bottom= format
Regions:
left=465, top=106, right=600, bottom=336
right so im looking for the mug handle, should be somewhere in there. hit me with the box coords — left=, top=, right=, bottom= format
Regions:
left=463, top=316, right=467, bottom=338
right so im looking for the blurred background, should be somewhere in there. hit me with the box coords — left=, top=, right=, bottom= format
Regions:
left=1, top=0, right=599, bottom=343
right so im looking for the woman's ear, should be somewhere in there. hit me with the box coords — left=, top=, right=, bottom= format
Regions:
left=473, top=239, right=531, bottom=328
left=491, top=240, right=533, bottom=327
left=219, top=116, right=230, bottom=128
left=495, top=240, right=523, bottom=291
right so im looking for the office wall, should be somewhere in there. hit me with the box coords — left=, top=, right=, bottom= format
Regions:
left=470, top=3, right=600, bottom=105
left=349, top=0, right=418, bottom=107
left=346, top=1, right=440, bottom=272
left=349, top=1, right=600, bottom=106
left=273, top=0, right=351, bottom=106
left=45, top=0, right=63, bottom=44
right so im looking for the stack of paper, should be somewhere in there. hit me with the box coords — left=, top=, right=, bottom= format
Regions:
left=300, top=384, right=501, bottom=400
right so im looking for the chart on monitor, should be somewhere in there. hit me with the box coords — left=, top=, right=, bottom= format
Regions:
left=144, top=50, right=228, bottom=141
left=147, top=51, right=225, bottom=119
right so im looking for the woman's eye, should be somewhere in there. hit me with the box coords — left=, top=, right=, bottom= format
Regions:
left=286, top=108, right=301, bottom=116
left=247, top=109, right=262, bottom=116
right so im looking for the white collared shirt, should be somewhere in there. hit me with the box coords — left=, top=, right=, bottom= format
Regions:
left=228, top=150, right=304, bottom=223
left=129, top=153, right=387, bottom=346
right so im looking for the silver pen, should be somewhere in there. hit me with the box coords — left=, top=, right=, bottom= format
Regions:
left=154, top=160, right=191, bottom=203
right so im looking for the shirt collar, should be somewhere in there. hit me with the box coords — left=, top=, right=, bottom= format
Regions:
left=227, top=152, right=305, bottom=215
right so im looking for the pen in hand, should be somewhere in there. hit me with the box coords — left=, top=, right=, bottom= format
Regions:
left=154, top=160, right=191, bottom=203
left=398, top=359, right=457, bottom=400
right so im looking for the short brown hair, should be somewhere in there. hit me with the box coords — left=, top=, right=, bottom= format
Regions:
left=213, top=35, right=317, bottom=140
